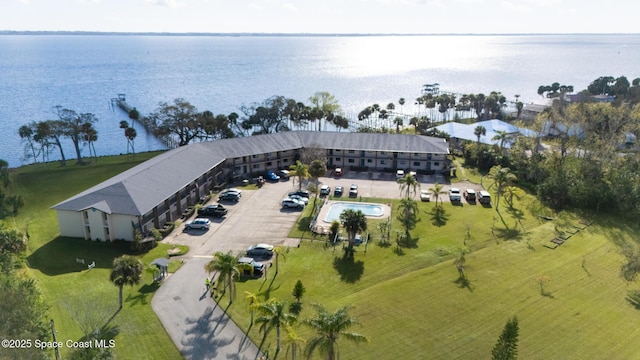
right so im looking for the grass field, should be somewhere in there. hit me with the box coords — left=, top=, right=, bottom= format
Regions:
left=7, top=153, right=640, bottom=359
left=222, top=188, right=640, bottom=359
left=9, top=153, right=183, bottom=359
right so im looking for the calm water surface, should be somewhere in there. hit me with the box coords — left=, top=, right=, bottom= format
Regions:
left=1, top=34, right=639, bottom=168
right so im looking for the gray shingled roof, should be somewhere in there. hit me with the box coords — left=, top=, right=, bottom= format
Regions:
left=52, top=131, right=448, bottom=215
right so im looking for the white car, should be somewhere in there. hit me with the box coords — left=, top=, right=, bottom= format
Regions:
left=449, top=188, right=461, bottom=202
left=396, top=169, right=405, bottom=179
left=247, top=243, right=275, bottom=257
left=185, top=218, right=211, bottom=230
left=320, top=185, right=331, bottom=196
left=420, top=190, right=431, bottom=202
left=282, top=198, right=305, bottom=209
left=287, top=195, right=309, bottom=204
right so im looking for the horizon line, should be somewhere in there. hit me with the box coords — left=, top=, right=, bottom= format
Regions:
left=1, top=30, right=639, bottom=37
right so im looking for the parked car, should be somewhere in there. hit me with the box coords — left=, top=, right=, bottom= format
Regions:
left=396, top=169, right=405, bottom=179
left=354, top=234, right=364, bottom=246
left=277, top=169, right=290, bottom=179
left=334, top=186, right=344, bottom=197
left=420, top=190, right=431, bottom=202
left=197, top=204, right=228, bottom=217
left=334, top=168, right=343, bottom=177
left=478, top=190, right=492, bottom=205
left=218, top=192, right=241, bottom=202
left=449, top=188, right=462, bottom=202
left=184, top=218, right=211, bottom=230
left=349, top=184, right=358, bottom=198
left=282, top=198, right=305, bottom=209
left=237, top=257, right=265, bottom=276
left=247, top=243, right=275, bottom=257
left=288, top=190, right=310, bottom=198
left=320, top=185, right=331, bottom=196
left=220, top=188, right=242, bottom=197
left=287, top=194, right=309, bottom=204
left=464, top=189, right=476, bottom=201
left=265, top=171, right=280, bottom=182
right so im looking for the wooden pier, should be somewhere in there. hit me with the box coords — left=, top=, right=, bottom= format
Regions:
left=111, top=94, right=177, bottom=149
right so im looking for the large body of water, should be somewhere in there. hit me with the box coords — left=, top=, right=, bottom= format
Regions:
left=1, top=34, right=639, bottom=168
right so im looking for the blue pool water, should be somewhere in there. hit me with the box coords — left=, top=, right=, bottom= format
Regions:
left=324, top=202, right=385, bottom=223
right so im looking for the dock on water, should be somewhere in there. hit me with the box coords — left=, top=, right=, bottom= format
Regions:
left=111, top=94, right=177, bottom=149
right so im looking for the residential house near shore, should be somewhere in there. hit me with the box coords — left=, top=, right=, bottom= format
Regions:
left=52, top=131, right=449, bottom=241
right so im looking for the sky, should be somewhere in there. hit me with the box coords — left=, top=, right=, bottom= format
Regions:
left=1, top=0, right=639, bottom=34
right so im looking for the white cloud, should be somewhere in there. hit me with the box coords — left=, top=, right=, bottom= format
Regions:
left=145, top=0, right=186, bottom=7
left=282, top=2, right=298, bottom=13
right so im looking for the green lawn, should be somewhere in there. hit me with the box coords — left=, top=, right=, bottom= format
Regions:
left=9, top=152, right=183, bottom=359
left=223, top=192, right=640, bottom=359
left=7, top=153, right=640, bottom=359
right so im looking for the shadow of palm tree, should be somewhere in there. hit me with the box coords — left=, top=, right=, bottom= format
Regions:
left=494, top=227, right=523, bottom=241
left=454, top=275, right=475, bottom=292
left=332, top=255, right=364, bottom=283
left=398, top=234, right=419, bottom=249
left=428, top=207, right=449, bottom=227
left=181, top=304, right=246, bottom=360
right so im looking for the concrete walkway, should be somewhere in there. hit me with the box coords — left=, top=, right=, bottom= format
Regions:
left=152, top=258, right=262, bottom=360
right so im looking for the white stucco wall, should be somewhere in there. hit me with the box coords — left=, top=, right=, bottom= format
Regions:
left=56, top=210, right=85, bottom=239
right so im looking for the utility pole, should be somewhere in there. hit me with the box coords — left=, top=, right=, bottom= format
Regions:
left=50, top=319, right=60, bottom=360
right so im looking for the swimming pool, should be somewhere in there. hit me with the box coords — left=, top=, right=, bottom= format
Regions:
left=324, top=202, right=386, bottom=223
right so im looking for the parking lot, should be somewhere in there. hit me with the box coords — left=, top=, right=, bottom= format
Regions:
left=166, top=170, right=482, bottom=258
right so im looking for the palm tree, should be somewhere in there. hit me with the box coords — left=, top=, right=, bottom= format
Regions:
left=309, top=159, right=327, bottom=202
left=204, top=251, right=241, bottom=304
left=109, top=255, right=144, bottom=309
left=428, top=182, right=447, bottom=206
left=398, top=97, right=405, bottom=115
left=492, top=130, right=510, bottom=152
left=274, top=246, right=286, bottom=275
left=255, top=299, right=297, bottom=353
left=339, top=209, right=367, bottom=253
left=244, top=291, right=261, bottom=324
left=289, top=160, right=310, bottom=191
left=284, top=324, right=306, bottom=360
left=397, top=198, right=420, bottom=237
left=487, top=165, right=517, bottom=211
left=474, top=125, right=486, bottom=145
left=303, top=304, right=369, bottom=360
left=397, top=173, right=420, bottom=199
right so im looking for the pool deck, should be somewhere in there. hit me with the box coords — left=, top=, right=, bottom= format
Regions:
left=312, top=199, right=392, bottom=234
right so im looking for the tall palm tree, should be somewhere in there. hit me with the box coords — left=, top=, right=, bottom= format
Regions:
left=487, top=165, right=517, bottom=211
left=110, top=255, right=144, bottom=309
left=492, top=130, right=510, bottom=152
left=309, top=159, right=327, bottom=202
left=397, top=198, right=420, bottom=236
left=303, top=304, right=369, bottom=360
left=204, top=251, right=241, bottom=304
left=397, top=173, right=420, bottom=199
left=474, top=125, right=486, bottom=145
left=398, top=97, right=405, bottom=115
left=339, top=209, right=367, bottom=252
left=256, top=299, right=297, bottom=353
left=289, top=160, right=310, bottom=191
left=244, top=291, right=261, bottom=324
left=428, top=182, right=447, bottom=206
left=284, top=324, right=305, bottom=360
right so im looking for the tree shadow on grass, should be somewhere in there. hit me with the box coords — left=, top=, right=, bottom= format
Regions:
left=27, top=236, right=133, bottom=276
left=332, top=255, right=364, bottom=283
left=453, top=275, right=475, bottom=292
left=626, top=290, right=640, bottom=310
left=494, top=227, right=523, bottom=241
left=428, top=207, right=449, bottom=227
left=125, top=282, right=161, bottom=306
left=296, top=216, right=313, bottom=232
left=397, top=234, right=419, bottom=249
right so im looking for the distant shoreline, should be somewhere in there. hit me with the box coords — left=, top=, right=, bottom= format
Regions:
left=1, top=30, right=638, bottom=37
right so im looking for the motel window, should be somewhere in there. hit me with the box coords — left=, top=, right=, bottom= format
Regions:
left=380, top=151, right=386, bottom=155
left=335, top=149, right=342, bottom=152
left=283, top=159, right=289, bottom=163
left=414, top=153, right=420, bottom=156
left=266, top=162, right=272, bottom=166
left=413, top=161, right=420, bottom=166
left=367, top=159, right=372, bottom=163
left=380, top=160, right=386, bottom=165
left=252, top=164, right=260, bottom=169
left=434, top=162, right=440, bottom=166
left=335, top=157, right=341, bottom=161
left=399, top=161, right=406, bottom=165
left=348, top=159, right=355, bottom=163
left=348, top=150, right=355, bottom=154
left=252, top=154, right=258, bottom=158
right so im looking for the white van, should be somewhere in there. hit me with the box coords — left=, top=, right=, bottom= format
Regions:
left=478, top=191, right=491, bottom=204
